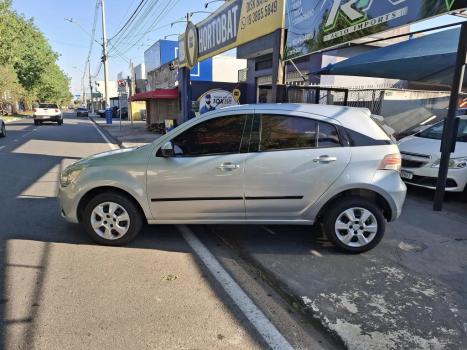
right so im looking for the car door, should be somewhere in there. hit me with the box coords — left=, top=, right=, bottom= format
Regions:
left=244, top=113, right=351, bottom=220
left=146, top=112, right=250, bottom=221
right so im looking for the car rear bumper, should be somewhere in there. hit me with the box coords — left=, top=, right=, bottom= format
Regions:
left=34, top=115, right=62, bottom=121
left=372, top=170, right=407, bottom=221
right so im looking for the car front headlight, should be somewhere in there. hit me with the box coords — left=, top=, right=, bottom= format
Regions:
left=60, top=165, right=83, bottom=187
left=431, top=157, right=467, bottom=169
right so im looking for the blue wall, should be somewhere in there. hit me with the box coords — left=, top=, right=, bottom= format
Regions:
left=159, top=40, right=212, bottom=81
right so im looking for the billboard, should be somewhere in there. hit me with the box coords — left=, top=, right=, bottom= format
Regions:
left=197, top=89, right=239, bottom=116
left=285, top=0, right=467, bottom=59
left=179, top=0, right=285, bottom=68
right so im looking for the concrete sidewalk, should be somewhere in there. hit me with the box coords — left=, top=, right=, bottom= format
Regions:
left=90, top=115, right=162, bottom=148
left=210, top=188, right=467, bottom=349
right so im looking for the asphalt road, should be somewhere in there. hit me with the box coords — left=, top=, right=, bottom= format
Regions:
left=0, top=114, right=335, bottom=350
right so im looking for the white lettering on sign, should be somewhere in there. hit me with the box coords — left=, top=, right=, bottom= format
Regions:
left=198, top=4, right=239, bottom=56
left=323, top=7, right=408, bottom=42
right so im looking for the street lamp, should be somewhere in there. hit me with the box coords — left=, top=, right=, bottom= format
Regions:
left=205, top=0, right=227, bottom=9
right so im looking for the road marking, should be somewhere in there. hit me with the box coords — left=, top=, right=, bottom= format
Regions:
left=0, top=146, right=5, bottom=150
left=178, top=225, right=293, bottom=350
left=88, top=117, right=118, bottom=150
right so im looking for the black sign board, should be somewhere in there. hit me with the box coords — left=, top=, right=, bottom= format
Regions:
left=285, top=0, right=467, bottom=59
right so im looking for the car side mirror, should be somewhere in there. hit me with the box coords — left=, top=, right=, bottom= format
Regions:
left=161, top=141, right=175, bottom=157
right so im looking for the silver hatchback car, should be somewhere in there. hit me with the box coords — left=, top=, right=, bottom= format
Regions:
left=58, top=104, right=406, bottom=253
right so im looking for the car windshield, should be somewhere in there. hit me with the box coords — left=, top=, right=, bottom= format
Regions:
left=416, top=119, right=467, bottom=142
left=39, top=103, right=58, bottom=108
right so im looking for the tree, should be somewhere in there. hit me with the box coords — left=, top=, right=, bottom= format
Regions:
left=0, top=65, right=24, bottom=112
left=0, top=0, right=72, bottom=107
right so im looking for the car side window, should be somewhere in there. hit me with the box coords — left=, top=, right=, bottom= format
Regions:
left=317, top=121, right=341, bottom=147
left=259, top=115, right=317, bottom=151
left=171, top=115, right=247, bottom=156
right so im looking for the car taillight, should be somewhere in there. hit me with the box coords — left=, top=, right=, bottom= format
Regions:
left=379, top=153, right=401, bottom=171
left=55, top=109, right=59, bottom=112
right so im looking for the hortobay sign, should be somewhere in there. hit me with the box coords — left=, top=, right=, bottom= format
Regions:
left=179, top=0, right=285, bottom=68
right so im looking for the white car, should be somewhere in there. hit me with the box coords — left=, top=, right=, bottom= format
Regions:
left=398, top=111, right=467, bottom=193
left=58, top=104, right=406, bottom=253
left=0, top=118, right=5, bottom=137
left=33, top=103, right=63, bottom=125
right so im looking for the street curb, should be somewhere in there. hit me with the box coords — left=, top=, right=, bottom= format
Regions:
left=88, top=116, right=124, bottom=148
left=207, top=226, right=347, bottom=349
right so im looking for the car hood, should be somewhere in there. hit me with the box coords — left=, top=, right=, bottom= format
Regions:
left=398, top=135, right=467, bottom=159
left=73, top=144, right=153, bottom=167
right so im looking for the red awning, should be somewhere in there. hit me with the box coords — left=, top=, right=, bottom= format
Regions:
left=129, top=88, right=178, bottom=101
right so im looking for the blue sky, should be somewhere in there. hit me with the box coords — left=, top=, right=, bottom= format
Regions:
left=11, top=0, right=211, bottom=94
left=10, top=1, right=467, bottom=95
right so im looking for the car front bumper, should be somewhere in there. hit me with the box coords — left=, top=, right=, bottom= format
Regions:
left=58, top=184, right=80, bottom=224
left=401, top=166, right=467, bottom=192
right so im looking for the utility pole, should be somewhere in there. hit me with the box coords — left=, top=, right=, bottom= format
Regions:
left=100, top=0, right=110, bottom=108
left=88, top=61, right=94, bottom=114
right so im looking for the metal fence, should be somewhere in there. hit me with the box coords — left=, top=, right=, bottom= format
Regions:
left=286, top=86, right=385, bottom=115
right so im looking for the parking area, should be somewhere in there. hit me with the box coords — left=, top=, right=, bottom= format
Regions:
left=209, top=187, right=467, bottom=349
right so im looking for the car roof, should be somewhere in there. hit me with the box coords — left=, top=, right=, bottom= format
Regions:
left=218, top=103, right=370, bottom=120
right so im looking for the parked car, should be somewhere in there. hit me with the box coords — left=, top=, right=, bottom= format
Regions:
left=0, top=118, right=6, bottom=137
left=97, top=109, right=106, bottom=118
left=33, top=103, right=63, bottom=125
left=398, top=110, right=467, bottom=193
left=116, top=107, right=128, bottom=119
left=76, top=107, right=89, bottom=117
left=58, top=104, right=406, bottom=253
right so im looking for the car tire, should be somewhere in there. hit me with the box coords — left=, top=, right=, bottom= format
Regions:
left=322, top=196, right=386, bottom=253
left=34, top=120, right=38, bottom=126
left=58, top=119, right=63, bottom=126
left=82, top=192, right=143, bottom=246
left=0, top=123, right=5, bottom=137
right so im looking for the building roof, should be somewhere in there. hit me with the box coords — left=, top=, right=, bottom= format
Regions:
left=129, top=88, right=178, bottom=101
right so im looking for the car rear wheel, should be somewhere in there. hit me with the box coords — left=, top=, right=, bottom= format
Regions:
left=0, top=123, right=5, bottom=137
left=34, top=120, right=38, bottom=126
left=82, top=192, right=143, bottom=246
left=322, top=197, right=386, bottom=253
left=58, top=119, right=63, bottom=125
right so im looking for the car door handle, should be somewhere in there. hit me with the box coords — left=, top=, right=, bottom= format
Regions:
left=313, top=155, right=337, bottom=163
left=217, top=162, right=240, bottom=171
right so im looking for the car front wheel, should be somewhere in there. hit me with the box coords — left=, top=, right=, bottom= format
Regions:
left=323, top=197, right=386, bottom=253
left=82, top=192, right=143, bottom=246
left=0, top=123, right=5, bottom=137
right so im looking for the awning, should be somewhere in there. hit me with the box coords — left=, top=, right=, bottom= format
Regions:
left=315, top=28, right=466, bottom=86
left=129, top=88, right=178, bottom=101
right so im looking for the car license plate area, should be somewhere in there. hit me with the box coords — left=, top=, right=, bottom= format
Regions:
left=400, top=170, right=413, bottom=180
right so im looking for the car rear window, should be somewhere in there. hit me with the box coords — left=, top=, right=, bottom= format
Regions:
left=39, top=103, right=58, bottom=108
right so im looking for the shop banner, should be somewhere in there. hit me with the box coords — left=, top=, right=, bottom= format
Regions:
left=180, top=0, right=285, bottom=68
left=197, top=89, right=239, bottom=116
left=285, top=0, right=467, bottom=59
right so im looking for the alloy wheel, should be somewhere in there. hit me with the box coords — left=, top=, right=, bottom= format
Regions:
left=334, top=207, right=378, bottom=247
left=90, top=201, right=131, bottom=240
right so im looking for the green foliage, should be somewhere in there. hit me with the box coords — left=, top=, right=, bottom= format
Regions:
left=0, top=0, right=72, bottom=105
left=0, top=65, right=24, bottom=103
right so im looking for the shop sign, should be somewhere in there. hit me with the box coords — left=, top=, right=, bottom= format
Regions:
left=286, top=0, right=467, bottom=59
left=232, top=88, right=241, bottom=103
left=198, top=89, right=239, bottom=116
left=184, top=22, right=199, bottom=69
left=180, top=0, right=285, bottom=67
